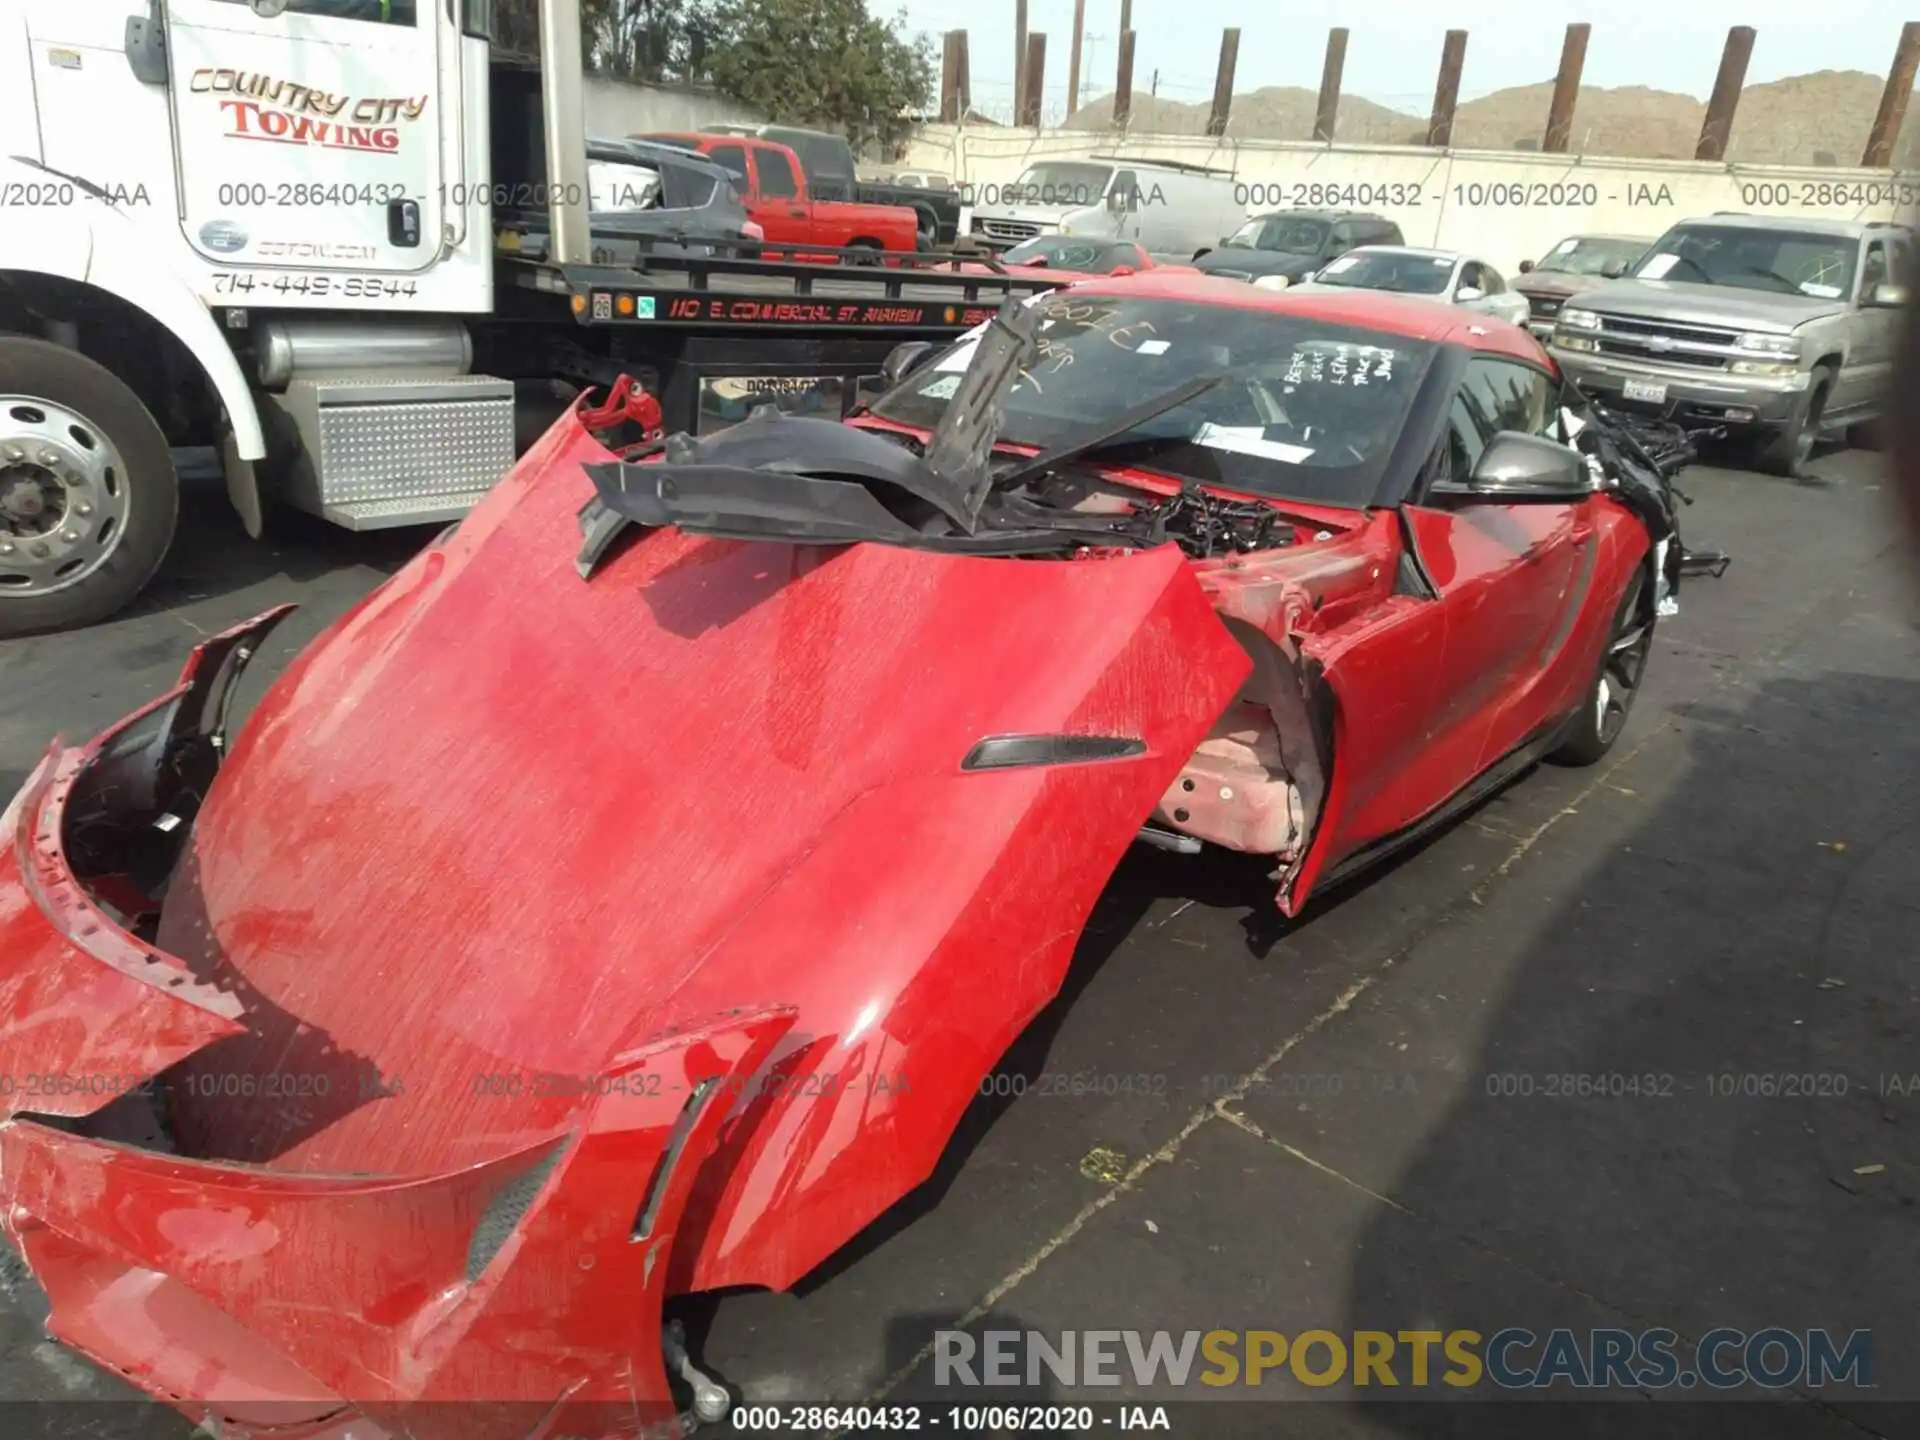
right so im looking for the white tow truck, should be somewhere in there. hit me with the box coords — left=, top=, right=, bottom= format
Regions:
left=0, top=0, right=1056, bottom=635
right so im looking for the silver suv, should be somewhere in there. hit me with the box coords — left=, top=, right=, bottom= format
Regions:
left=1549, top=214, right=1910, bottom=475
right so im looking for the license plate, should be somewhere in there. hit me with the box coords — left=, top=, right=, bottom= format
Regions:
left=1622, top=379, right=1668, bottom=404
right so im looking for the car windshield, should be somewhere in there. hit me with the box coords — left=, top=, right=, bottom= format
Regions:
left=868, top=294, right=1438, bottom=508
left=1223, top=215, right=1330, bottom=255
left=1631, top=225, right=1857, bottom=298
left=1002, top=237, right=1127, bottom=271
left=1312, top=250, right=1454, bottom=295
left=1003, top=163, right=1114, bottom=208
left=1536, top=236, right=1648, bottom=276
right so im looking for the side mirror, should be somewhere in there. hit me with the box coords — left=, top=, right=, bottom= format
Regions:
left=1455, top=285, right=1486, bottom=303
left=250, top=0, right=291, bottom=14
left=1107, top=191, right=1124, bottom=213
left=1429, top=432, right=1595, bottom=503
left=1600, top=257, right=1629, bottom=279
left=1518, top=259, right=1535, bottom=274
left=880, top=341, right=935, bottom=388
left=1868, top=282, right=1909, bottom=308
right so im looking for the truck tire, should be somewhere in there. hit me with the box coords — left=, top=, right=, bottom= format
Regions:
left=847, top=240, right=885, bottom=267
left=0, top=336, right=178, bottom=637
left=1750, top=363, right=1834, bottom=479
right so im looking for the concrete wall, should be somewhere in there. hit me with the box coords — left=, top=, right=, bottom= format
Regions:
left=903, top=126, right=1917, bottom=275
left=583, top=77, right=761, bottom=139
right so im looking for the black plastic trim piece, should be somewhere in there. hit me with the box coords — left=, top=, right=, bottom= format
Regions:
left=961, top=735, right=1148, bottom=771
left=1391, top=507, right=1440, bottom=600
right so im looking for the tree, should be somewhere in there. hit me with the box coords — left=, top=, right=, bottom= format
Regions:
left=692, top=0, right=934, bottom=150
left=581, top=0, right=709, bottom=81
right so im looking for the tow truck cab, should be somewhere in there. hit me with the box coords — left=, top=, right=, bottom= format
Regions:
left=0, top=0, right=1057, bottom=636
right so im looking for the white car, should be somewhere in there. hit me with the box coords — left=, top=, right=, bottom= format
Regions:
left=1273, top=246, right=1534, bottom=329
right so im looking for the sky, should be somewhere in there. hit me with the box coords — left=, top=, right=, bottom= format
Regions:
left=889, top=0, right=1917, bottom=119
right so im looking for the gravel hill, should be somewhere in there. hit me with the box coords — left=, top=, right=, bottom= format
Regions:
left=1064, top=70, right=1920, bottom=166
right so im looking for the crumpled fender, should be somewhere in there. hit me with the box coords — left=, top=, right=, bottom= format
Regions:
left=0, top=608, right=290, bottom=1115
left=0, top=1006, right=790, bottom=1437
left=671, top=585, right=1248, bottom=1291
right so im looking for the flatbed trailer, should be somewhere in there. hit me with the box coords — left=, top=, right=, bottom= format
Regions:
left=482, top=236, right=1057, bottom=434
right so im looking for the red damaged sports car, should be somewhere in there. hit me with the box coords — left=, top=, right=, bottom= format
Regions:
left=0, top=276, right=1680, bottom=1437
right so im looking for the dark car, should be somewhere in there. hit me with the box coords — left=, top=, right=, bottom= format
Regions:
left=1513, top=233, right=1656, bottom=339
left=1193, top=210, right=1404, bottom=284
left=506, top=138, right=760, bottom=264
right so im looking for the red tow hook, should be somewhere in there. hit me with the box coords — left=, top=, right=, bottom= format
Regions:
left=580, top=375, right=665, bottom=444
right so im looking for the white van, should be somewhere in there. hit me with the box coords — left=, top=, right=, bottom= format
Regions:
left=966, top=157, right=1242, bottom=262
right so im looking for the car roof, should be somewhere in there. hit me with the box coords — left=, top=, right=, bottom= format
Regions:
left=1066, top=272, right=1543, bottom=362
left=1247, top=209, right=1390, bottom=222
left=596, top=137, right=728, bottom=177
left=1347, top=245, right=1463, bottom=262
left=1676, top=213, right=1908, bottom=239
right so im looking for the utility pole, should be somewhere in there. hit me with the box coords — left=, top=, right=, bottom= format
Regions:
left=1015, top=0, right=1029, bottom=125
left=1068, top=0, right=1086, bottom=115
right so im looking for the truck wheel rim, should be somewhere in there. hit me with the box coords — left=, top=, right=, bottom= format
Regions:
left=0, top=396, right=132, bottom=597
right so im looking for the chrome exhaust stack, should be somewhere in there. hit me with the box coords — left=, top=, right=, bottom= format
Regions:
left=537, top=0, right=590, bottom=265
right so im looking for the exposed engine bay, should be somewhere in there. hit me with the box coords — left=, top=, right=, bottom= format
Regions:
left=573, top=300, right=1316, bottom=576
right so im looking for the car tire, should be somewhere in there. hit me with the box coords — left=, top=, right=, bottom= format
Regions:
left=0, top=335, right=178, bottom=638
left=1549, top=561, right=1654, bottom=767
left=848, top=240, right=885, bottom=267
left=1750, top=363, right=1835, bottom=478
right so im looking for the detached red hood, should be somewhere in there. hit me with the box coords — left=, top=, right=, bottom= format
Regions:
left=157, top=412, right=1249, bottom=1183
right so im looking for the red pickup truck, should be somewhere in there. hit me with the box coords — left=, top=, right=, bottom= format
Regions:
left=634, top=133, right=922, bottom=257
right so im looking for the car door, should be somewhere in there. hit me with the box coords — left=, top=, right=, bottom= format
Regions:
left=746, top=144, right=813, bottom=247
left=159, top=0, right=447, bottom=273
left=1839, top=236, right=1898, bottom=416
left=1400, top=355, right=1594, bottom=783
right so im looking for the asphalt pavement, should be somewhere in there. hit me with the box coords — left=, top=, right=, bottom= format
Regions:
left=0, top=445, right=1914, bottom=1438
